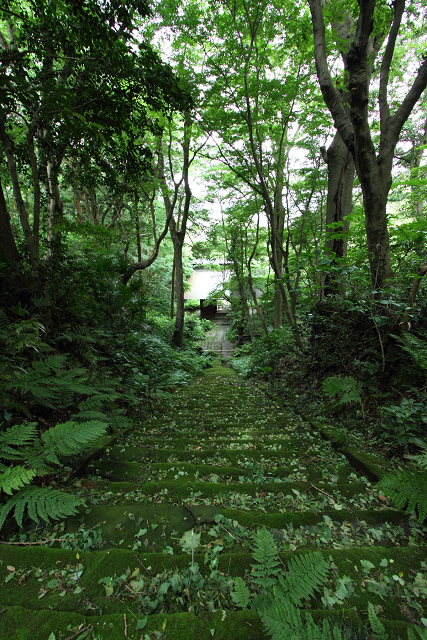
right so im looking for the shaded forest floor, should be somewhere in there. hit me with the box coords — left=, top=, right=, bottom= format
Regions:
left=1, top=355, right=426, bottom=639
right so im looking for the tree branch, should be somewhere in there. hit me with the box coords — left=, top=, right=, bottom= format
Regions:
left=379, top=0, right=405, bottom=136
left=308, top=0, right=355, bottom=153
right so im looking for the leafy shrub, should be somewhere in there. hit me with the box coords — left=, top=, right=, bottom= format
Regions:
left=380, top=398, right=427, bottom=447
left=231, top=329, right=294, bottom=377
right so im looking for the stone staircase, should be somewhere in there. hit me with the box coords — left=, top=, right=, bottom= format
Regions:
left=1, top=360, right=426, bottom=640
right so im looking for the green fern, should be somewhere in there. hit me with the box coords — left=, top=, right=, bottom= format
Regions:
left=392, top=332, right=427, bottom=373
left=0, top=422, right=38, bottom=464
left=322, top=376, right=362, bottom=406
left=378, top=468, right=427, bottom=521
left=0, top=466, right=37, bottom=495
left=231, top=576, right=251, bottom=608
left=367, top=603, right=388, bottom=639
left=261, top=603, right=343, bottom=640
left=0, top=420, right=107, bottom=530
left=260, top=597, right=304, bottom=640
left=32, top=419, right=107, bottom=467
left=278, top=552, right=330, bottom=606
left=250, top=528, right=282, bottom=589
left=0, top=486, right=83, bottom=529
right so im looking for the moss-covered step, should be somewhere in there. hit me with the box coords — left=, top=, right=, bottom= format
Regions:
left=0, top=606, right=266, bottom=640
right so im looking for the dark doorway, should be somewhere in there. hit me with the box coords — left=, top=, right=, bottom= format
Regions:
left=200, top=300, right=217, bottom=319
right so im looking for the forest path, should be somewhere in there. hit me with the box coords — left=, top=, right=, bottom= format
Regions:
left=1, top=360, right=425, bottom=639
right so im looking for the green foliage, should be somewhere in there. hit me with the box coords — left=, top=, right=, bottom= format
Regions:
left=250, top=527, right=283, bottom=590
left=0, top=466, right=37, bottom=495
left=378, top=468, right=427, bottom=521
left=322, top=376, right=362, bottom=406
left=25, top=420, right=108, bottom=468
left=230, top=576, right=251, bottom=608
left=4, top=354, right=117, bottom=412
left=380, top=398, right=427, bottom=447
left=231, top=329, right=294, bottom=377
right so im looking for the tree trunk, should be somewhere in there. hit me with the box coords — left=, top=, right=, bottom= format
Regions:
left=0, top=121, right=39, bottom=270
left=247, top=267, right=268, bottom=335
left=171, top=239, right=185, bottom=347
left=321, top=131, right=355, bottom=298
left=47, top=161, right=64, bottom=254
left=0, top=178, right=21, bottom=266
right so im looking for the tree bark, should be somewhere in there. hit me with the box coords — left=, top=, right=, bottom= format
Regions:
left=47, top=160, right=64, bottom=255
left=320, top=131, right=355, bottom=298
left=0, top=121, right=39, bottom=270
left=0, top=177, right=20, bottom=266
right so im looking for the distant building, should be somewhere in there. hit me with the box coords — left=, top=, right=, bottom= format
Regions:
left=185, top=265, right=231, bottom=319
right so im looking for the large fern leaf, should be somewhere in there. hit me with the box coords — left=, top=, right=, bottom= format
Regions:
left=0, top=486, right=84, bottom=529
left=0, top=466, right=37, bottom=495
left=23, top=420, right=108, bottom=468
left=378, top=469, right=427, bottom=521
left=279, top=552, right=330, bottom=606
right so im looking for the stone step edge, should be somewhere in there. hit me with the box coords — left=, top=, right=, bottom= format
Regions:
left=299, top=414, right=389, bottom=481
left=0, top=604, right=418, bottom=640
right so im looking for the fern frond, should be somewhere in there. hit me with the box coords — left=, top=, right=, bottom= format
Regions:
left=279, top=552, right=330, bottom=606
left=72, top=410, right=109, bottom=422
left=322, top=376, right=362, bottom=406
left=367, top=604, right=388, bottom=640
left=23, top=420, right=108, bottom=468
left=250, top=528, right=281, bottom=589
left=393, top=332, right=427, bottom=373
left=231, top=576, right=251, bottom=608
left=78, top=393, right=119, bottom=412
left=0, top=486, right=84, bottom=529
left=378, top=469, right=427, bottom=521
left=0, top=466, right=37, bottom=495
left=261, top=598, right=303, bottom=640
left=0, top=422, right=38, bottom=448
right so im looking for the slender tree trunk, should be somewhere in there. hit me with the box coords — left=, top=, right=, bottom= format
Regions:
left=0, top=121, right=39, bottom=270
left=74, top=191, right=84, bottom=223
left=247, top=267, right=268, bottom=335
left=47, top=161, right=64, bottom=253
left=171, top=239, right=185, bottom=347
left=135, top=197, right=142, bottom=263
left=0, top=177, right=20, bottom=265
left=309, top=0, right=427, bottom=292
